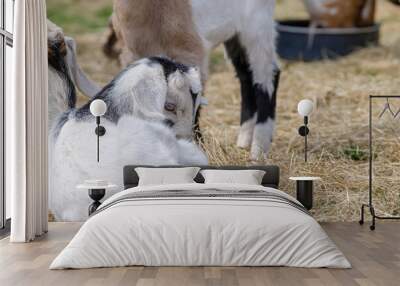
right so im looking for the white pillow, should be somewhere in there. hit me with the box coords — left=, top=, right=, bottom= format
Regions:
left=200, top=169, right=266, bottom=185
left=135, top=167, right=200, bottom=186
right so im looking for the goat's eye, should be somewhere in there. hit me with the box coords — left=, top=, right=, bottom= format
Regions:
left=164, top=102, right=177, bottom=113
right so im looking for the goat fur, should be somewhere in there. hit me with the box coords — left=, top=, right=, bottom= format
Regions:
left=50, top=116, right=207, bottom=221
left=113, top=0, right=206, bottom=80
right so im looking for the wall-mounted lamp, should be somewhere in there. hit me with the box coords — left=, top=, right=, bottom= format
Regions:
left=90, top=99, right=107, bottom=162
left=297, top=99, right=314, bottom=162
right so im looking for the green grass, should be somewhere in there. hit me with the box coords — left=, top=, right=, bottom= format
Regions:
left=47, top=0, right=112, bottom=35
left=342, top=145, right=368, bottom=161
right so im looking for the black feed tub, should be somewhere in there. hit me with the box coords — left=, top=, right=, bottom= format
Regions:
left=277, top=20, right=380, bottom=61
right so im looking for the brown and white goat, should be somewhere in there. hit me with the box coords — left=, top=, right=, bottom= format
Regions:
left=104, top=0, right=280, bottom=160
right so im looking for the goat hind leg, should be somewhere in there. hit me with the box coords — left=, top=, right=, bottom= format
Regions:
left=238, top=14, right=279, bottom=159
left=252, top=71, right=280, bottom=160
left=224, top=35, right=257, bottom=149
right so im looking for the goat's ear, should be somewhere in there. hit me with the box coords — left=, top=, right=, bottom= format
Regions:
left=64, top=36, right=101, bottom=98
left=168, top=71, right=185, bottom=90
left=186, top=67, right=202, bottom=94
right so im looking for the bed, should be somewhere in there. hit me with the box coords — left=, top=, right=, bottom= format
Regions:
left=50, top=165, right=350, bottom=269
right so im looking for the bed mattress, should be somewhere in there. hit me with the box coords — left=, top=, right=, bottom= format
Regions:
left=50, top=183, right=350, bottom=269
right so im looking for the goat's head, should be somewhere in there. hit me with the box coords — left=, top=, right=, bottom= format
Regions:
left=94, top=57, right=203, bottom=140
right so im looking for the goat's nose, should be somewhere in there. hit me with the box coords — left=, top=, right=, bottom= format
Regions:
left=163, top=119, right=175, bottom=127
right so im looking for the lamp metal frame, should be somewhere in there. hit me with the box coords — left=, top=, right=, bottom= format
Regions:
left=360, top=95, right=400, bottom=230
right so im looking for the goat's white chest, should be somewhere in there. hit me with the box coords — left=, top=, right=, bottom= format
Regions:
left=191, top=0, right=240, bottom=48
left=191, top=0, right=276, bottom=49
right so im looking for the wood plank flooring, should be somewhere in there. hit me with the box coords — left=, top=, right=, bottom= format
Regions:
left=0, top=222, right=399, bottom=286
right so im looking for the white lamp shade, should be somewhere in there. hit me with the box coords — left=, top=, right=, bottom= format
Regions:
left=90, top=99, right=107, bottom=117
left=297, top=99, right=314, bottom=117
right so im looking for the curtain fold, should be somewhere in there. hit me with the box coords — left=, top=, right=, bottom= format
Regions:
left=9, top=0, right=48, bottom=242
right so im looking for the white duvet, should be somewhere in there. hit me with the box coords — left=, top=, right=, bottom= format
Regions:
left=50, top=183, right=351, bottom=269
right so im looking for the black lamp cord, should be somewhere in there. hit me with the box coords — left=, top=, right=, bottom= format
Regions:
left=96, top=116, right=100, bottom=162
left=304, top=116, right=308, bottom=163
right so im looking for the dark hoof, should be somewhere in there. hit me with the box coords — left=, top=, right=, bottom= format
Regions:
left=370, top=225, right=375, bottom=231
left=359, top=220, right=364, bottom=225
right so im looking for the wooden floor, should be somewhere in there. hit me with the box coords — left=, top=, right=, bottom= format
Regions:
left=0, top=222, right=399, bottom=286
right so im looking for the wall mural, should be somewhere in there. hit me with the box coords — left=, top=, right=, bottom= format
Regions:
left=47, top=0, right=400, bottom=222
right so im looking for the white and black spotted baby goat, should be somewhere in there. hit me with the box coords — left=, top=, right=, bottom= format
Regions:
left=50, top=57, right=207, bottom=221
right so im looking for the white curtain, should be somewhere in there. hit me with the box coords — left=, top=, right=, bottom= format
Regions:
left=8, top=0, right=48, bottom=242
